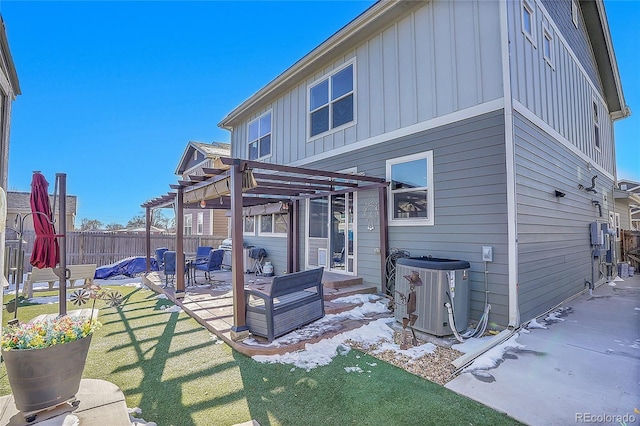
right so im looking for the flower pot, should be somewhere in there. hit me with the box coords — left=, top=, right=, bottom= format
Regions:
left=1, top=334, right=92, bottom=413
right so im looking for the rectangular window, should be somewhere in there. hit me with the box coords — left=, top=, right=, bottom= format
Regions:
left=387, top=152, right=434, bottom=226
left=309, top=198, right=328, bottom=238
left=572, top=0, right=579, bottom=28
left=309, top=62, right=354, bottom=138
left=184, top=214, right=193, bottom=236
left=196, top=212, right=204, bottom=235
left=243, top=216, right=255, bottom=235
left=593, top=100, right=600, bottom=150
left=248, top=111, right=272, bottom=160
left=542, top=26, right=554, bottom=67
left=258, top=213, right=287, bottom=236
left=521, top=0, right=536, bottom=45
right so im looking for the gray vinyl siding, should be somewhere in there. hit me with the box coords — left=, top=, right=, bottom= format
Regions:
left=507, top=0, right=615, bottom=175
left=305, top=110, right=510, bottom=326
left=243, top=218, right=289, bottom=276
left=230, top=0, right=503, bottom=164
left=513, top=111, right=615, bottom=322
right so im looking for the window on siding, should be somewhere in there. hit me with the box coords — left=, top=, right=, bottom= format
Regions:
left=243, top=216, right=255, bottom=235
left=184, top=214, right=193, bottom=236
left=387, top=152, right=434, bottom=226
left=593, top=100, right=600, bottom=151
left=309, top=197, right=328, bottom=238
left=258, top=213, right=287, bottom=236
left=196, top=212, right=204, bottom=235
left=571, top=0, right=579, bottom=28
left=542, top=26, right=554, bottom=68
left=521, top=0, right=536, bottom=45
left=308, top=63, right=354, bottom=138
left=248, top=111, right=272, bottom=160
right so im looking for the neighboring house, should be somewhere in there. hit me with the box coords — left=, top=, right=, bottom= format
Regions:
left=218, top=0, right=629, bottom=329
left=175, top=141, right=230, bottom=237
left=5, top=191, right=77, bottom=234
left=615, top=179, right=640, bottom=232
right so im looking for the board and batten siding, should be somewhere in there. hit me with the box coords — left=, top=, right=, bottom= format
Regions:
left=306, top=110, right=510, bottom=326
left=230, top=0, right=502, bottom=165
left=507, top=0, right=614, bottom=175
left=513, top=110, right=615, bottom=323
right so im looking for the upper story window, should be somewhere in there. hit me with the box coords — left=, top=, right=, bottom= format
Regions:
left=542, top=25, right=554, bottom=68
left=387, top=151, right=434, bottom=226
left=308, top=62, right=354, bottom=139
left=571, top=0, right=579, bottom=28
left=593, top=100, right=600, bottom=151
left=259, top=213, right=287, bottom=237
left=196, top=212, right=204, bottom=235
left=521, top=0, right=536, bottom=45
left=184, top=214, right=193, bottom=236
left=248, top=111, right=272, bottom=160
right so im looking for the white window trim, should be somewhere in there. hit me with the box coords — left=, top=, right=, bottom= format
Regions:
left=542, top=24, right=555, bottom=69
left=592, top=97, right=601, bottom=152
left=184, top=213, right=193, bottom=236
left=196, top=212, right=204, bottom=235
left=243, top=216, right=256, bottom=236
left=247, top=110, right=273, bottom=161
left=521, top=0, right=537, bottom=47
left=306, top=60, right=357, bottom=142
left=387, top=151, right=434, bottom=226
left=571, top=0, right=579, bottom=28
left=258, top=213, right=287, bottom=237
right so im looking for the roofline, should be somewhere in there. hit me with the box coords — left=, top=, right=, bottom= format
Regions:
left=218, top=1, right=417, bottom=130
left=174, top=141, right=231, bottom=175
left=0, top=15, right=21, bottom=96
left=587, top=0, right=629, bottom=120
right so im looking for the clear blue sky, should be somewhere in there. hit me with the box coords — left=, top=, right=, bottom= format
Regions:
left=1, top=1, right=638, bottom=227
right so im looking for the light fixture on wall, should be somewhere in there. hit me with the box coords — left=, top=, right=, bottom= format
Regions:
left=554, top=190, right=566, bottom=198
left=200, top=200, right=206, bottom=208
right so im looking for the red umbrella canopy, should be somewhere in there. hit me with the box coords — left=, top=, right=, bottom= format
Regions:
left=30, top=172, right=60, bottom=269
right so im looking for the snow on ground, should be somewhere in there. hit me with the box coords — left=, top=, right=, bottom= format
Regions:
left=457, top=334, right=523, bottom=373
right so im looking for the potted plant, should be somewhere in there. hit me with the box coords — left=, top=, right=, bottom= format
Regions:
left=1, top=315, right=101, bottom=418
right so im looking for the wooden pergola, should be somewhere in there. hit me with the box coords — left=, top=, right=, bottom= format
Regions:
left=141, top=157, right=388, bottom=340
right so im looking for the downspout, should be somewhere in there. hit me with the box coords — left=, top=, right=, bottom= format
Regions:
left=500, top=0, right=520, bottom=328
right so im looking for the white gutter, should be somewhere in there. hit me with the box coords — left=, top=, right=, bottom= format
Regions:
left=500, top=0, right=519, bottom=328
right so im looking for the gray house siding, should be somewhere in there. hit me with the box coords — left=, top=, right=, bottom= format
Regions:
left=229, top=0, right=503, bottom=164
left=513, top=110, right=615, bottom=322
left=305, top=109, right=510, bottom=326
left=507, top=0, right=614, bottom=176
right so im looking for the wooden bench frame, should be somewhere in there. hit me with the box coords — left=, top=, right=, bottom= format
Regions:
left=23, top=264, right=97, bottom=298
left=245, top=267, right=324, bottom=342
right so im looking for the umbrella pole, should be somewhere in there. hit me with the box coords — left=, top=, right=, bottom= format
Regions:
left=57, top=173, right=67, bottom=316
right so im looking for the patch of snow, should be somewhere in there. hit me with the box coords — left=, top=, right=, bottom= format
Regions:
left=613, top=276, right=624, bottom=282
left=452, top=336, right=495, bottom=354
left=155, top=294, right=168, bottom=299
left=128, top=406, right=157, bottom=426
left=160, top=305, right=182, bottom=313
left=344, top=366, right=364, bottom=373
left=635, top=307, right=640, bottom=311
left=607, top=281, right=617, bottom=286
left=526, top=318, right=548, bottom=329
left=462, top=334, right=523, bottom=373
left=332, top=293, right=382, bottom=304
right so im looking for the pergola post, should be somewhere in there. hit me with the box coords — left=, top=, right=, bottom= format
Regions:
left=145, top=206, right=151, bottom=272
left=230, top=159, right=249, bottom=340
left=175, top=186, right=186, bottom=296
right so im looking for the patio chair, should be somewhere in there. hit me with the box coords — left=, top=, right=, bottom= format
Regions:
left=155, top=247, right=169, bottom=270
left=193, top=249, right=224, bottom=284
left=162, top=251, right=187, bottom=288
left=194, top=246, right=214, bottom=266
left=248, top=247, right=267, bottom=275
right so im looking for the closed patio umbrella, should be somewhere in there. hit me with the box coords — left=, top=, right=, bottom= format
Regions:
left=29, top=172, right=59, bottom=269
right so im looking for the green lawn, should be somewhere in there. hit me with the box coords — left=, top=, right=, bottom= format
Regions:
left=1, top=286, right=521, bottom=426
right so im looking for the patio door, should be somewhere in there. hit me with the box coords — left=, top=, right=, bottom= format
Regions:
left=306, top=192, right=356, bottom=275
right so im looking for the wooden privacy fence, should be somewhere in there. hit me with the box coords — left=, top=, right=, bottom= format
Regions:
left=4, top=231, right=227, bottom=283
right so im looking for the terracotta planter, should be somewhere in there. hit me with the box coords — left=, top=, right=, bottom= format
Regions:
left=1, top=334, right=92, bottom=413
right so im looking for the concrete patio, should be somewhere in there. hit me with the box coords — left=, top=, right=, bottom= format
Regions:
left=446, top=273, right=640, bottom=425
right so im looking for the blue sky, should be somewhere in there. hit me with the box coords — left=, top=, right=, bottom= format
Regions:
left=1, top=1, right=638, bottom=227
